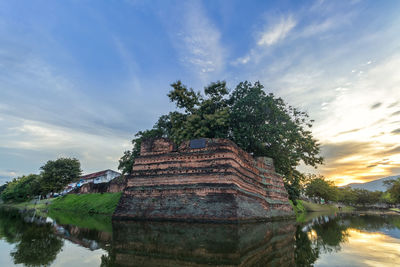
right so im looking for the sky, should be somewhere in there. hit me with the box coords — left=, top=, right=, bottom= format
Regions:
left=0, top=0, right=400, bottom=186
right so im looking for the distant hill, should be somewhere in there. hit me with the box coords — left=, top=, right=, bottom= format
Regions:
left=345, top=175, right=400, bottom=192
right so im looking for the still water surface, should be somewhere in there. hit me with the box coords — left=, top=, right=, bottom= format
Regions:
left=0, top=208, right=399, bottom=266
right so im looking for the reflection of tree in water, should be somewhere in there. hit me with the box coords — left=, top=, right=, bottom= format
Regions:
left=294, top=215, right=349, bottom=266
left=294, top=214, right=400, bottom=266
left=294, top=225, right=319, bottom=267
left=11, top=224, right=63, bottom=267
left=100, top=250, right=115, bottom=267
left=311, top=216, right=349, bottom=253
left=0, top=208, right=25, bottom=243
left=345, top=214, right=400, bottom=232
left=0, top=208, right=64, bottom=267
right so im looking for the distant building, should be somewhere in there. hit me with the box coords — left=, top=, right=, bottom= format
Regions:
left=79, top=169, right=121, bottom=185
left=63, top=169, right=120, bottom=194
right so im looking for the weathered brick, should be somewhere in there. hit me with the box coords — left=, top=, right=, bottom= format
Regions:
left=113, top=138, right=294, bottom=222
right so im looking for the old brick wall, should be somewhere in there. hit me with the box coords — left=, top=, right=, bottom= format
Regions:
left=113, top=138, right=293, bottom=222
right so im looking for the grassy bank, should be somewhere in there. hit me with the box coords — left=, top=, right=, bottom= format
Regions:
left=0, top=192, right=122, bottom=216
left=302, top=201, right=353, bottom=212
left=49, top=193, right=122, bottom=215
left=291, top=200, right=354, bottom=222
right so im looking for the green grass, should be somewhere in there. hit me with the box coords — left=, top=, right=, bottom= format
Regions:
left=49, top=193, right=122, bottom=215
left=301, top=201, right=337, bottom=212
left=291, top=200, right=354, bottom=222
left=302, top=201, right=354, bottom=212
left=290, top=200, right=306, bottom=214
left=290, top=200, right=307, bottom=222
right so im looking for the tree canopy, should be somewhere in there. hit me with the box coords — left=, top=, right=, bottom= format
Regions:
left=40, top=158, right=82, bottom=195
left=305, top=175, right=338, bottom=203
left=0, top=174, right=42, bottom=202
left=0, top=158, right=82, bottom=202
left=119, top=81, right=323, bottom=202
left=384, top=178, right=400, bottom=203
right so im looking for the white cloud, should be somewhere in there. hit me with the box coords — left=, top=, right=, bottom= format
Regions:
left=233, top=14, right=297, bottom=65
left=0, top=114, right=131, bottom=174
left=257, top=15, right=296, bottom=46
left=300, top=19, right=335, bottom=37
left=299, top=11, right=355, bottom=38
left=173, top=1, right=225, bottom=77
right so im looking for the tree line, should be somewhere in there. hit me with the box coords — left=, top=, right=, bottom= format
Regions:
left=1, top=158, right=81, bottom=202
left=304, top=175, right=400, bottom=206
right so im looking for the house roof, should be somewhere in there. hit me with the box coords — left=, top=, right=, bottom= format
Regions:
left=79, top=169, right=119, bottom=181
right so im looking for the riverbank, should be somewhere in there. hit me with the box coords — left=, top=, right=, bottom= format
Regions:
left=50, top=193, right=122, bottom=215
left=291, top=200, right=355, bottom=222
left=0, top=198, right=54, bottom=216
left=0, top=192, right=122, bottom=216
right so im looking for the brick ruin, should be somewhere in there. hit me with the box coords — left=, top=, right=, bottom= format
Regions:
left=113, top=138, right=293, bottom=222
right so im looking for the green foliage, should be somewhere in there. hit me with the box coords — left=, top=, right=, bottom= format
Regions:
left=119, top=80, right=323, bottom=201
left=337, top=187, right=383, bottom=206
left=353, top=189, right=382, bottom=206
left=290, top=200, right=307, bottom=222
left=49, top=193, right=122, bottom=215
left=385, top=178, right=400, bottom=203
left=1, top=174, right=42, bottom=202
left=305, top=175, right=338, bottom=203
left=228, top=82, right=323, bottom=202
left=290, top=200, right=306, bottom=214
left=161, top=80, right=230, bottom=143
left=380, top=191, right=395, bottom=205
left=0, top=183, right=8, bottom=195
left=40, top=158, right=82, bottom=194
left=337, top=187, right=357, bottom=205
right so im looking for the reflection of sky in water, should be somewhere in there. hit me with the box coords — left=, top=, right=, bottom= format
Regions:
left=0, top=237, right=105, bottom=267
left=50, top=240, right=105, bottom=267
left=316, top=229, right=400, bottom=267
left=0, top=241, right=20, bottom=266
left=378, top=228, right=400, bottom=239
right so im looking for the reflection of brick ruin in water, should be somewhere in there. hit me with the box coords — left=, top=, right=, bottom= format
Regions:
left=113, top=138, right=293, bottom=222
left=111, top=220, right=296, bottom=266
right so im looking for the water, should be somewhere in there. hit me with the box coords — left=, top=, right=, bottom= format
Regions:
left=0, top=208, right=399, bottom=266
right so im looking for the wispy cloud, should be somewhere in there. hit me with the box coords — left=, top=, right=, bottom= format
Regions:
left=391, top=111, right=400, bottom=117
left=172, top=1, right=225, bottom=77
left=0, top=114, right=130, bottom=176
left=371, top=102, right=382, bottom=109
left=257, top=15, right=296, bottom=46
left=232, top=14, right=297, bottom=66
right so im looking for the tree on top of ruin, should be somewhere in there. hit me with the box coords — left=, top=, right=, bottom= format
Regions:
left=118, top=80, right=323, bottom=202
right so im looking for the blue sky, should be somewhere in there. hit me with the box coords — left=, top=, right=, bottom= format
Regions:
left=1, top=0, right=400, bottom=185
